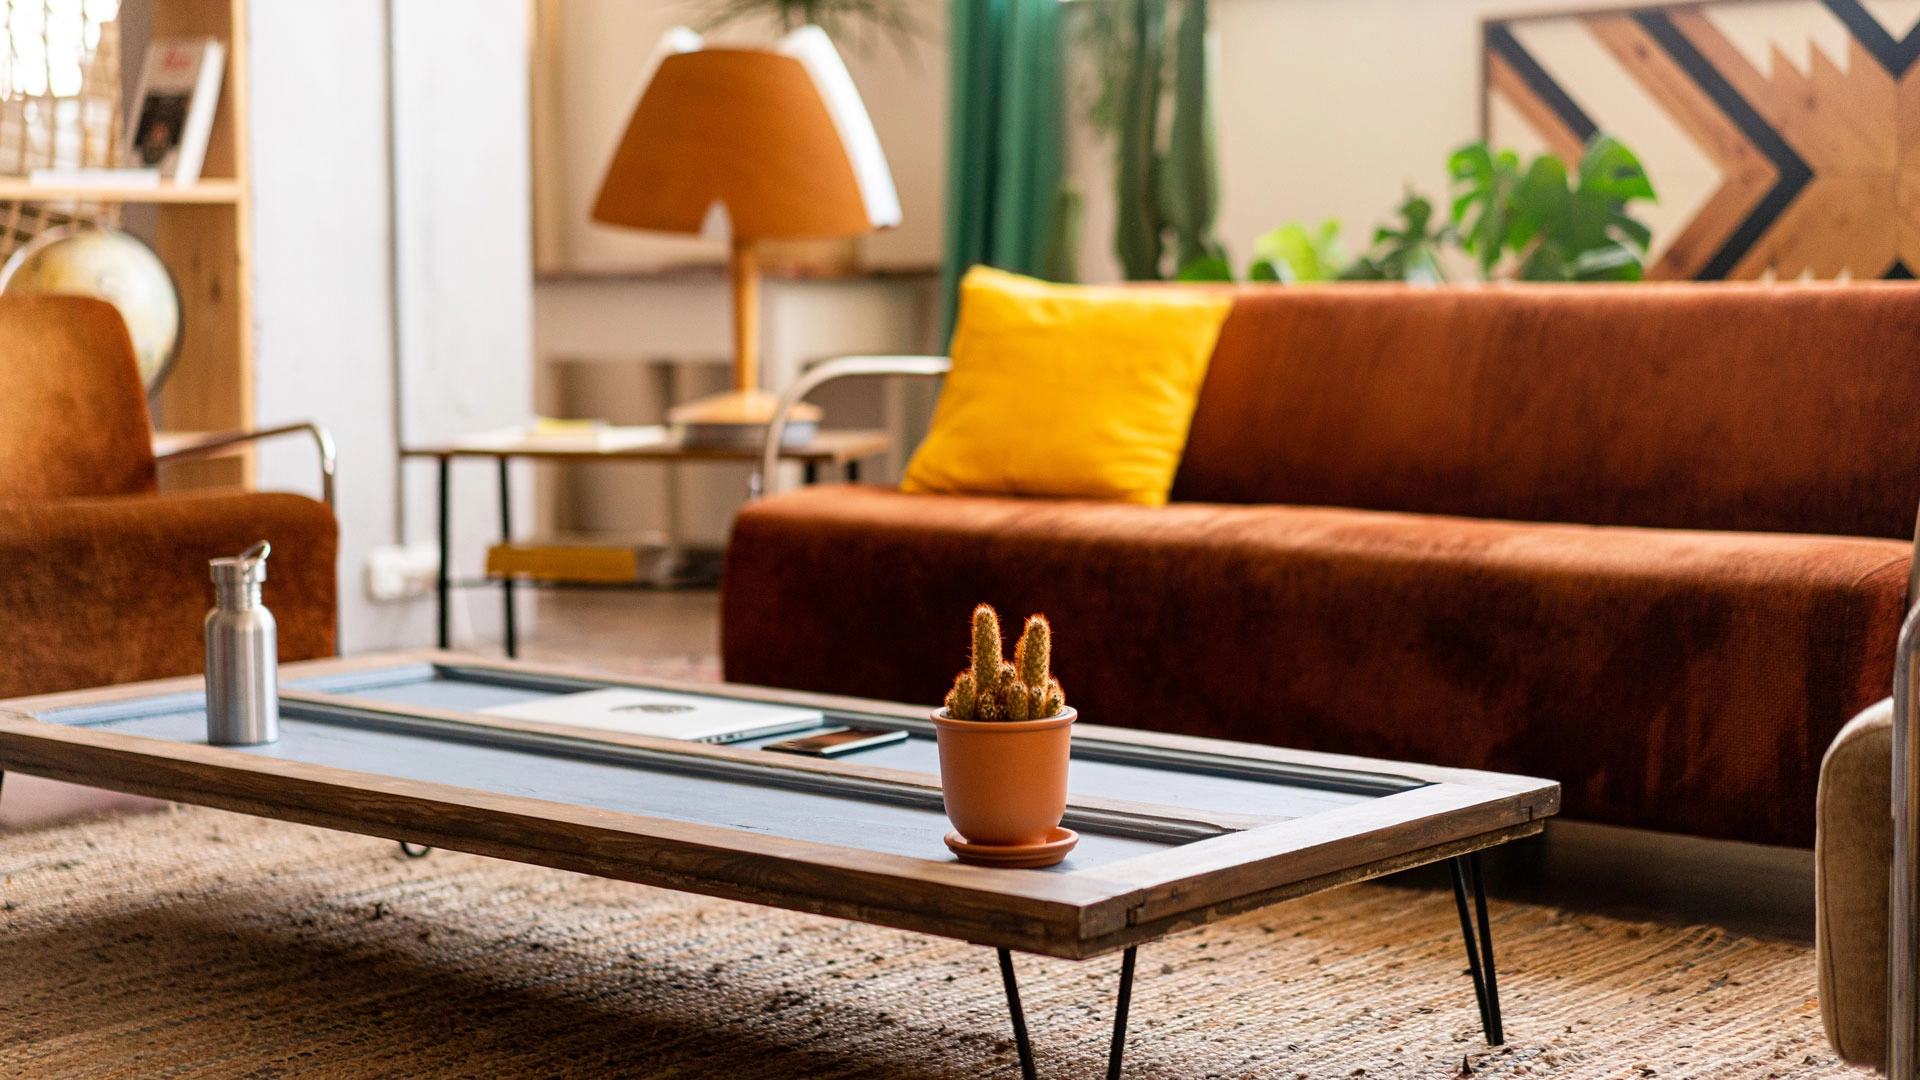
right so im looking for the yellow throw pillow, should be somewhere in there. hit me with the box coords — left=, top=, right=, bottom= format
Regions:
left=901, top=267, right=1232, bottom=506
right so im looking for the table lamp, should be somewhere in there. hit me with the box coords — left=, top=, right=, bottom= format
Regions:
left=592, top=25, right=902, bottom=447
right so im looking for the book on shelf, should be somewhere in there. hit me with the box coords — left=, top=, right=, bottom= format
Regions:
left=127, top=37, right=226, bottom=185
left=486, top=533, right=677, bottom=585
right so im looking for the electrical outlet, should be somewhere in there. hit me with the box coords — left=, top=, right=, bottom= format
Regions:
left=365, top=543, right=440, bottom=602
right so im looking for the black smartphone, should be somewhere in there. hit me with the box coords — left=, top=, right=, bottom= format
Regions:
left=764, top=726, right=909, bottom=757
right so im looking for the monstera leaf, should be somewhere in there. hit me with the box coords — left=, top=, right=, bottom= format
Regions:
left=1448, top=143, right=1524, bottom=278
left=1450, top=135, right=1656, bottom=282
left=1342, top=193, right=1449, bottom=284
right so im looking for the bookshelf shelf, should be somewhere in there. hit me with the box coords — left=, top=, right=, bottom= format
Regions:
left=0, top=178, right=242, bottom=204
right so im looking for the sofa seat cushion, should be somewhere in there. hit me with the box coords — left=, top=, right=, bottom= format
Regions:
left=724, top=485, right=1908, bottom=847
left=0, top=490, right=338, bottom=699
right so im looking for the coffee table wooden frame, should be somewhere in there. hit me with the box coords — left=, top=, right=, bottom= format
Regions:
left=0, top=652, right=1559, bottom=1075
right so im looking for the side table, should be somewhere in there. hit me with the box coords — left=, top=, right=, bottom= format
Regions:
left=401, top=430, right=891, bottom=656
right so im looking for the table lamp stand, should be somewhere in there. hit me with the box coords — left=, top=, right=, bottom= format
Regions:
left=668, top=238, right=823, bottom=448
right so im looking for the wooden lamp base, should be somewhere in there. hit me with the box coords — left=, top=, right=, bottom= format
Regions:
left=668, top=388, right=823, bottom=448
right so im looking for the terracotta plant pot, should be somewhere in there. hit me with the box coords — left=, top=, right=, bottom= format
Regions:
left=931, top=706, right=1076, bottom=847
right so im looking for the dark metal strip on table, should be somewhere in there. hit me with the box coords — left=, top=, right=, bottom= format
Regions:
left=278, top=696, right=1232, bottom=845
left=436, top=663, right=1431, bottom=796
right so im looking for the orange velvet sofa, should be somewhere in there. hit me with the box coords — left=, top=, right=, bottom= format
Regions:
left=721, top=283, right=1920, bottom=849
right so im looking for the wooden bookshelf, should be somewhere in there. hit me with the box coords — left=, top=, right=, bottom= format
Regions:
left=151, top=0, right=253, bottom=490
left=0, top=179, right=243, bottom=204
left=5, top=0, right=256, bottom=489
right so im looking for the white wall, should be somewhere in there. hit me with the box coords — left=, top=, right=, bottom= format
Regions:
left=392, top=0, right=537, bottom=646
left=248, top=0, right=405, bottom=651
left=250, top=0, right=533, bottom=653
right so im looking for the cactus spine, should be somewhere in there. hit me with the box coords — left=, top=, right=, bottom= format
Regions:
left=1014, top=615, right=1051, bottom=691
left=944, top=605, right=1069, bottom=722
left=1006, top=679, right=1032, bottom=722
left=970, top=604, right=1002, bottom=702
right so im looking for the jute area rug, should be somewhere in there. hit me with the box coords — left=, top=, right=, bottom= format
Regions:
left=0, top=805, right=1867, bottom=1080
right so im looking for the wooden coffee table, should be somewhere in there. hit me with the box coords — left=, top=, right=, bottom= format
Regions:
left=0, top=653, right=1559, bottom=1078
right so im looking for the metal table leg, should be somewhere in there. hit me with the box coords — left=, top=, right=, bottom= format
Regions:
left=998, top=947, right=1038, bottom=1080
left=1107, top=945, right=1137, bottom=1079
left=1450, top=852, right=1504, bottom=1045
left=997, top=945, right=1139, bottom=1079
left=435, top=455, right=451, bottom=650
left=497, top=458, right=517, bottom=658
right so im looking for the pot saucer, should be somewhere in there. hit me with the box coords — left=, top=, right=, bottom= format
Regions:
left=944, top=826, right=1078, bottom=868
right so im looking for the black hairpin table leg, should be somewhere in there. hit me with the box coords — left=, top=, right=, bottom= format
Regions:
left=1450, top=852, right=1504, bottom=1045
left=997, top=944, right=1139, bottom=1080
left=998, top=947, right=1038, bottom=1080
left=1107, top=945, right=1137, bottom=1079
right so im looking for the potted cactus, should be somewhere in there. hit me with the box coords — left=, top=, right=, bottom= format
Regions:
left=933, top=604, right=1078, bottom=866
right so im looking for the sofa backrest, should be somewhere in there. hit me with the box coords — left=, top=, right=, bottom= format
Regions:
left=1170, top=282, right=1920, bottom=540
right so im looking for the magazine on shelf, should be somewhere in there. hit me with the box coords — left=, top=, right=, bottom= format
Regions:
left=125, top=38, right=225, bottom=185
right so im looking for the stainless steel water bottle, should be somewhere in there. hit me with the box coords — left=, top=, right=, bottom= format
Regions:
left=205, top=541, right=278, bottom=745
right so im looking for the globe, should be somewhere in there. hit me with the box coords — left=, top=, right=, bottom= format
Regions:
left=0, top=225, right=182, bottom=391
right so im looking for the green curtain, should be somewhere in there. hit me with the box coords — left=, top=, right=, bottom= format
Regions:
left=941, top=0, right=1067, bottom=339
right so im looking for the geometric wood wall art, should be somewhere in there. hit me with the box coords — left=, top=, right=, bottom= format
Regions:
left=1484, top=0, right=1920, bottom=279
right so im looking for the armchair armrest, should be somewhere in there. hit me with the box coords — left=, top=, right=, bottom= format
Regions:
left=155, top=422, right=337, bottom=509
left=754, top=355, right=950, bottom=499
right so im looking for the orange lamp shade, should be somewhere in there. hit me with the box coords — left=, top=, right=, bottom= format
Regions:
left=591, top=27, right=900, bottom=243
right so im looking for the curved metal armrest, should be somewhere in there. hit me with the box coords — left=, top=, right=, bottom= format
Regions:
left=754, top=355, right=951, bottom=498
left=154, top=421, right=338, bottom=510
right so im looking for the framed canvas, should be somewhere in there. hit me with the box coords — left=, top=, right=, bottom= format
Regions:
left=1483, top=0, right=1920, bottom=280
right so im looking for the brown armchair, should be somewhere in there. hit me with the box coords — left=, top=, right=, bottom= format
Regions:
left=0, top=295, right=338, bottom=699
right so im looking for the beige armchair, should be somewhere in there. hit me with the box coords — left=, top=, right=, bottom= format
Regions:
left=1818, top=698, right=1893, bottom=1068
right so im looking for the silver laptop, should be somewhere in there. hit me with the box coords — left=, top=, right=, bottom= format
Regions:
left=480, top=687, right=823, bottom=744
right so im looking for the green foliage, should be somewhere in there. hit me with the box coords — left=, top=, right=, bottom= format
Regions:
left=947, top=605, right=1069, bottom=721
left=1185, top=195, right=1445, bottom=284
left=1448, top=134, right=1656, bottom=282
left=1250, top=220, right=1347, bottom=283
left=1159, top=0, right=1223, bottom=274
left=1175, top=254, right=1234, bottom=281
left=1112, top=0, right=1167, bottom=280
left=1207, top=134, right=1656, bottom=286
left=1080, top=0, right=1223, bottom=280
left=1039, top=188, right=1085, bottom=284
left=1341, top=192, right=1449, bottom=284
